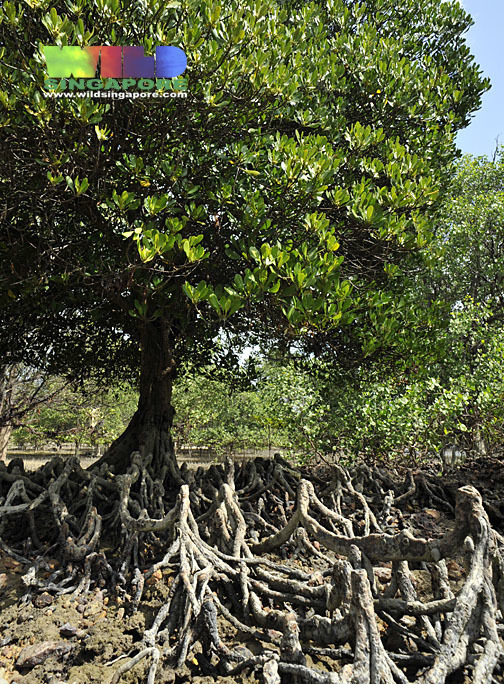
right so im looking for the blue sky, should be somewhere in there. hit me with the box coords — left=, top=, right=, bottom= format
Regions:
left=455, top=0, right=504, bottom=158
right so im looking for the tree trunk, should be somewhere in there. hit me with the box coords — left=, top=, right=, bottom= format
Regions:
left=472, top=424, right=486, bottom=457
left=0, top=365, right=16, bottom=462
left=95, top=320, right=181, bottom=482
left=0, top=423, right=12, bottom=462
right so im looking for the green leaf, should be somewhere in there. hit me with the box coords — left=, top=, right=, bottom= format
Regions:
left=208, top=293, right=221, bottom=313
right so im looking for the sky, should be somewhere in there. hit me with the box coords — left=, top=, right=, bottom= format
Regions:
left=455, top=0, right=504, bottom=158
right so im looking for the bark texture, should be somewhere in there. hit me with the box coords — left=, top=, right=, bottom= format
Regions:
left=0, top=423, right=12, bottom=461
left=97, top=320, right=180, bottom=482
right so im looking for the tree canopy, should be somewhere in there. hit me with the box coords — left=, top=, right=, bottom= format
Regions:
left=0, top=0, right=489, bottom=470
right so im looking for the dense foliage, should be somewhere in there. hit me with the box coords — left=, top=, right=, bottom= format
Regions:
left=0, top=0, right=490, bottom=469
left=5, top=146, right=504, bottom=463
left=165, top=151, right=504, bottom=463
left=0, top=0, right=487, bottom=370
left=10, top=150, right=504, bottom=466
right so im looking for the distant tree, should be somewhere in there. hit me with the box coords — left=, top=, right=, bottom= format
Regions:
left=427, top=149, right=504, bottom=454
left=429, top=149, right=504, bottom=309
left=0, top=364, right=69, bottom=460
left=306, top=151, right=504, bottom=460
left=11, top=381, right=138, bottom=455
left=172, top=362, right=327, bottom=458
left=0, top=0, right=489, bottom=477
left=172, top=372, right=267, bottom=455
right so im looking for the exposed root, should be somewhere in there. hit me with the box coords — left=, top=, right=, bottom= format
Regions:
left=0, top=453, right=503, bottom=683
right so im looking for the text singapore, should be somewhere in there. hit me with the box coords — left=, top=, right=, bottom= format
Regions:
left=42, top=45, right=187, bottom=91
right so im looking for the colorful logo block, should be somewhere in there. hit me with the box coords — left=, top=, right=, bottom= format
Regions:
left=42, top=46, right=187, bottom=79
